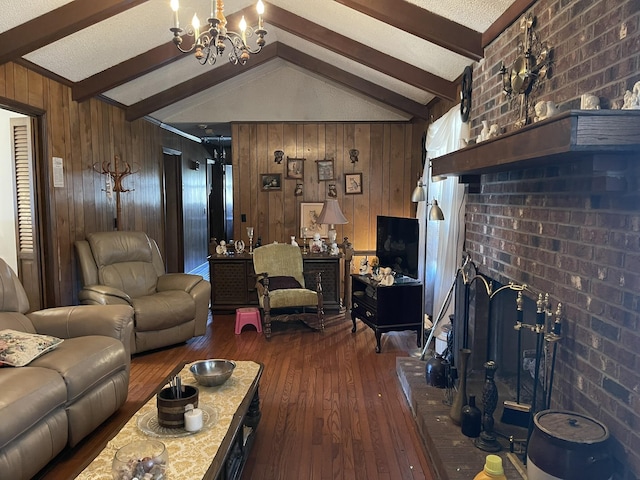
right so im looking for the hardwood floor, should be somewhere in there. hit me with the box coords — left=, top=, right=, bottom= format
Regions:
left=38, top=312, right=435, bottom=480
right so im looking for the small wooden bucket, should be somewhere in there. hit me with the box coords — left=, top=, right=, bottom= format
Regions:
left=157, top=385, right=199, bottom=428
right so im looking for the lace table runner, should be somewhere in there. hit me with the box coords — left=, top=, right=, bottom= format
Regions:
left=76, top=360, right=261, bottom=479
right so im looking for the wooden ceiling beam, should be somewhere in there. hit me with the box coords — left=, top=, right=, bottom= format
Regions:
left=277, top=44, right=428, bottom=120
left=0, top=0, right=150, bottom=65
left=334, top=0, right=483, bottom=61
left=482, top=0, right=537, bottom=47
left=265, top=4, right=457, bottom=101
left=72, top=7, right=255, bottom=102
left=125, top=43, right=278, bottom=121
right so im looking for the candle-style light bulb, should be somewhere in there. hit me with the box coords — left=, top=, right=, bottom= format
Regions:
left=192, top=14, right=200, bottom=39
left=239, top=16, right=247, bottom=44
left=170, top=0, right=180, bottom=28
left=256, top=0, right=264, bottom=29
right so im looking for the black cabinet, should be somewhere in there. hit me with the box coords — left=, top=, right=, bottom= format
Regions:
left=351, top=274, right=422, bottom=353
left=209, top=253, right=342, bottom=312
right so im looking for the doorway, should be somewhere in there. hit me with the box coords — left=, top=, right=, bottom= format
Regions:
left=0, top=107, right=44, bottom=310
left=162, top=148, right=184, bottom=273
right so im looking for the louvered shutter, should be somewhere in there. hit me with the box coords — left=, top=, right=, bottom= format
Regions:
left=11, top=118, right=34, bottom=257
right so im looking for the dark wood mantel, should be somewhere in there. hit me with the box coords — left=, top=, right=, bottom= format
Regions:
left=432, top=110, right=640, bottom=179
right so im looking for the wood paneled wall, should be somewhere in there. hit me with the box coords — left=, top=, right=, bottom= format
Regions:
left=0, top=62, right=209, bottom=307
left=231, top=122, right=425, bottom=252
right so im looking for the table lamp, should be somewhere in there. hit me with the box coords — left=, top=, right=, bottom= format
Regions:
left=317, top=199, right=348, bottom=244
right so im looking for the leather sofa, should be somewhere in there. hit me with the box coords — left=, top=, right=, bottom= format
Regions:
left=75, top=231, right=210, bottom=354
left=0, top=258, right=134, bottom=480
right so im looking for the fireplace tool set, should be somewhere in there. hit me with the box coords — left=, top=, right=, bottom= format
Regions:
left=503, top=292, right=563, bottom=422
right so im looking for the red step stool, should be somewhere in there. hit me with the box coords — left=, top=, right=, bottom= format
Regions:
left=235, top=307, right=262, bottom=334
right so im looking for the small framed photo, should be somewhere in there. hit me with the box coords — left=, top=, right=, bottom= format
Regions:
left=261, top=173, right=282, bottom=191
left=300, top=202, right=328, bottom=238
left=345, top=173, right=363, bottom=194
left=316, top=159, right=335, bottom=182
left=286, top=157, right=305, bottom=179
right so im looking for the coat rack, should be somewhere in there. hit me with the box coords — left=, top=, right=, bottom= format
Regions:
left=93, top=155, right=139, bottom=230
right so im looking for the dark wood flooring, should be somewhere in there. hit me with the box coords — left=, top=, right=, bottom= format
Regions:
left=37, top=312, right=435, bottom=480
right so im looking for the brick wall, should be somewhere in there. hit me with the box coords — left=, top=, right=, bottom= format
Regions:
left=463, top=0, right=640, bottom=477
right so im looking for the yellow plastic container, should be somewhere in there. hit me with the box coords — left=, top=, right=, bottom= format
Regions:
left=473, top=454, right=507, bottom=480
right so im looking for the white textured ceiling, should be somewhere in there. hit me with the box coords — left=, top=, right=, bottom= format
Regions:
left=2, top=0, right=518, bottom=138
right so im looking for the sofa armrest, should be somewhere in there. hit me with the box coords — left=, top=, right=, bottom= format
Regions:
left=26, top=305, right=135, bottom=358
left=78, top=285, right=132, bottom=305
left=157, top=273, right=203, bottom=293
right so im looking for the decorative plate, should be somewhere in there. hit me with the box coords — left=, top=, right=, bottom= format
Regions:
left=137, top=404, right=218, bottom=438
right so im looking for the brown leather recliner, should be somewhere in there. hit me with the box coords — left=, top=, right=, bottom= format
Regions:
left=75, top=231, right=211, bottom=354
left=0, top=257, right=133, bottom=480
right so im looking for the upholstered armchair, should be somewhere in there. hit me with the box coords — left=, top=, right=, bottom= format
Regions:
left=75, top=231, right=210, bottom=354
left=252, top=243, right=324, bottom=339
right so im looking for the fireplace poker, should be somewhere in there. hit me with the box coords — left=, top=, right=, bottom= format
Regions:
left=545, top=304, right=563, bottom=409
left=501, top=290, right=531, bottom=428
left=515, top=291, right=523, bottom=404
left=526, top=294, right=546, bottom=444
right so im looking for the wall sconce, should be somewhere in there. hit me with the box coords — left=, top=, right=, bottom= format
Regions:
left=349, top=149, right=359, bottom=163
left=190, top=160, right=200, bottom=170
left=328, top=183, right=337, bottom=198
left=294, top=183, right=303, bottom=196
left=274, top=150, right=284, bottom=164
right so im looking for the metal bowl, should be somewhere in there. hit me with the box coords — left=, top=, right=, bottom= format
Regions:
left=189, top=359, right=236, bottom=387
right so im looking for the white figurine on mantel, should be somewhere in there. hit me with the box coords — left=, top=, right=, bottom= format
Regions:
left=478, top=120, right=490, bottom=142
left=290, top=236, right=298, bottom=247
left=330, top=242, right=340, bottom=256
left=478, top=120, right=500, bottom=142
left=534, top=100, right=558, bottom=122
left=580, top=93, right=600, bottom=110
left=621, top=81, right=640, bottom=109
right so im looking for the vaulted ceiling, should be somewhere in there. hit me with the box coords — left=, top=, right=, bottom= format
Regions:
left=0, top=0, right=530, bottom=140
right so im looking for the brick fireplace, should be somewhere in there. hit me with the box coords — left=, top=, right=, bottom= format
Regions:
left=425, top=0, right=640, bottom=477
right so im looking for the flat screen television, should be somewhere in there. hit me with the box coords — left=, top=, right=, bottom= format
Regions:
left=376, top=215, right=420, bottom=280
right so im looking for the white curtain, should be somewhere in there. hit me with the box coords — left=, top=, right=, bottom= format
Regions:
left=416, top=105, right=469, bottom=340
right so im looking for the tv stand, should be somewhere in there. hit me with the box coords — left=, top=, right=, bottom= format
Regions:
left=350, top=274, right=423, bottom=353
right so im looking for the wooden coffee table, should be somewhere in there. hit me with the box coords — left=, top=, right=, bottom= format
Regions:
left=76, top=360, right=263, bottom=480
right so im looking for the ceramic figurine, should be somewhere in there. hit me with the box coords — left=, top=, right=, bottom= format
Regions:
left=488, top=123, right=500, bottom=139
left=376, top=267, right=394, bottom=286
left=330, top=242, right=340, bottom=256
left=310, top=233, right=323, bottom=253
left=359, top=256, right=369, bottom=275
left=580, top=93, right=600, bottom=110
left=534, top=100, right=558, bottom=122
left=290, top=236, right=298, bottom=247
left=478, top=120, right=490, bottom=142
left=621, top=81, right=640, bottom=109
left=215, top=240, right=227, bottom=255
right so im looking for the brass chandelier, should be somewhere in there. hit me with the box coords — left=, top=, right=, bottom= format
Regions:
left=170, top=0, right=267, bottom=66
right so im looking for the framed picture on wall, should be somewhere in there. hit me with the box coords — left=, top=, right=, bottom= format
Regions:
left=345, top=173, right=363, bottom=194
left=316, top=159, right=335, bottom=182
left=286, top=157, right=305, bottom=179
left=261, top=173, right=282, bottom=191
left=300, top=202, right=328, bottom=238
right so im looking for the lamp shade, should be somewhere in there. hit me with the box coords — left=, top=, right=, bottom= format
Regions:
left=317, top=199, right=348, bottom=225
left=429, top=200, right=445, bottom=221
left=411, top=180, right=426, bottom=202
